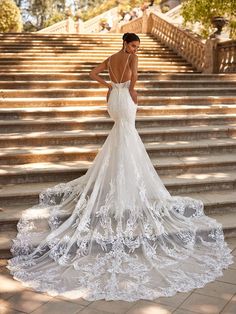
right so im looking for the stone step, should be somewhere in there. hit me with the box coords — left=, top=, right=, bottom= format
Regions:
left=0, top=47, right=182, bottom=55
left=0, top=49, right=184, bottom=57
left=1, top=87, right=236, bottom=98
left=0, top=52, right=184, bottom=59
left=0, top=40, right=160, bottom=45
left=0, top=155, right=235, bottom=186
left=0, top=73, right=235, bottom=81
left=1, top=114, right=236, bottom=133
left=0, top=124, right=235, bottom=147
left=0, top=59, right=191, bottom=66
left=1, top=105, right=236, bottom=119
left=0, top=39, right=152, bottom=44
left=0, top=42, right=159, bottom=48
left=1, top=198, right=236, bottom=258
left=0, top=32, right=144, bottom=37
left=0, top=34, right=157, bottom=39
left=1, top=80, right=236, bottom=89
left=0, top=44, right=174, bottom=50
left=0, top=42, right=176, bottom=49
left=0, top=57, right=189, bottom=64
left=0, top=168, right=235, bottom=205
left=1, top=138, right=236, bottom=165
left=1, top=97, right=236, bottom=108
left=0, top=32, right=146, bottom=37
left=0, top=53, right=184, bottom=60
left=0, top=65, right=195, bottom=72
left=1, top=189, right=236, bottom=233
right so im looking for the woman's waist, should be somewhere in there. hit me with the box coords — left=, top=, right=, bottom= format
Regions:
left=111, top=80, right=131, bottom=88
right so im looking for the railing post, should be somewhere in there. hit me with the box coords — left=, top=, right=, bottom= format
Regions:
left=203, top=38, right=219, bottom=73
left=146, top=10, right=154, bottom=33
left=66, top=16, right=75, bottom=33
left=142, top=10, right=148, bottom=33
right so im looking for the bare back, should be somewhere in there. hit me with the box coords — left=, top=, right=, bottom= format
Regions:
left=105, top=52, right=133, bottom=84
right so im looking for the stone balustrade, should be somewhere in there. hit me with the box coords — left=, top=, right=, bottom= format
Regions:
left=81, top=7, right=119, bottom=33
left=37, top=7, right=119, bottom=34
left=37, top=17, right=76, bottom=33
left=36, top=6, right=236, bottom=73
left=37, top=17, right=76, bottom=34
left=120, top=9, right=236, bottom=73
left=217, top=40, right=236, bottom=73
left=120, top=17, right=143, bottom=34
left=148, top=12, right=205, bottom=72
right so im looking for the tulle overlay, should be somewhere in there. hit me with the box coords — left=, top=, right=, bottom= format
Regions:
left=7, top=80, right=234, bottom=301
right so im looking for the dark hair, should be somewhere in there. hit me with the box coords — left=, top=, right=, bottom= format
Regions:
left=122, top=32, right=140, bottom=43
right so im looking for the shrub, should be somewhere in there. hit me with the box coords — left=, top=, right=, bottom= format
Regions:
left=0, top=0, right=23, bottom=32
left=44, top=11, right=66, bottom=28
left=181, top=0, right=236, bottom=39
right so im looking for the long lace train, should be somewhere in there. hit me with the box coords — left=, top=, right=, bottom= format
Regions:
left=7, top=80, right=234, bottom=301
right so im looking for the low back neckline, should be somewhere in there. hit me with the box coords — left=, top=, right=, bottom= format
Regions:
left=108, top=54, right=131, bottom=84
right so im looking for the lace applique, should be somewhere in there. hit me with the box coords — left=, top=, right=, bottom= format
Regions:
left=7, top=82, right=234, bottom=301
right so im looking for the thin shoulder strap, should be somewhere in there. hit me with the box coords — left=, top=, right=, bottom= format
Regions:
left=119, top=53, right=131, bottom=83
left=108, top=56, right=119, bottom=83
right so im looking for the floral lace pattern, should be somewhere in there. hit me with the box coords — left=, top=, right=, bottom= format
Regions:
left=7, top=80, right=234, bottom=301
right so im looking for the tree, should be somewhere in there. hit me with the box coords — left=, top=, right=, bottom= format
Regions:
left=17, top=0, right=66, bottom=31
left=44, top=11, right=67, bottom=28
left=28, top=0, right=59, bottom=30
left=0, top=0, right=23, bottom=32
left=181, top=0, right=236, bottom=39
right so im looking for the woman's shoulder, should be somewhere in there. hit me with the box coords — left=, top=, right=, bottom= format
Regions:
left=104, top=52, right=137, bottom=67
left=130, top=54, right=138, bottom=61
left=104, top=53, right=116, bottom=67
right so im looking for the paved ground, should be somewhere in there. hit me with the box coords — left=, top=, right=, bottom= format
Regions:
left=1, top=238, right=236, bottom=314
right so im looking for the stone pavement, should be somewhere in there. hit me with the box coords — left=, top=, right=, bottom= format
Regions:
left=0, top=238, right=236, bottom=314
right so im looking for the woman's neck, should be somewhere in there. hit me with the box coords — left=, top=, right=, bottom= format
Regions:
left=120, top=49, right=130, bottom=54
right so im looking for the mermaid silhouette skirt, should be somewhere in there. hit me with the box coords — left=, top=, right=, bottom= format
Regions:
left=7, top=80, right=234, bottom=301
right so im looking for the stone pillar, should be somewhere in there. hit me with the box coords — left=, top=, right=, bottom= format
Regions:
left=142, top=9, right=148, bottom=33
left=66, top=16, right=75, bottom=33
left=203, top=38, right=219, bottom=73
left=147, top=11, right=154, bottom=34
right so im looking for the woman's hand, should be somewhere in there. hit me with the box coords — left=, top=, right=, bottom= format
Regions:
left=106, top=84, right=113, bottom=103
left=129, top=89, right=138, bottom=104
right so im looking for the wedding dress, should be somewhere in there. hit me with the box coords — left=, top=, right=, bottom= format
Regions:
left=7, top=53, right=234, bottom=302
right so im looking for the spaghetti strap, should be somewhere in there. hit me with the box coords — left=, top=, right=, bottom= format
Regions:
left=119, top=54, right=131, bottom=83
left=108, top=54, right=131, bottom=84
left=108, top=56, right=119, bottom=83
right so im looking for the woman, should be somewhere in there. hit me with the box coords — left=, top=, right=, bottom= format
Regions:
left=7, top=32, right=233, bottom=302
left=89, top=32, right=139, bottom=105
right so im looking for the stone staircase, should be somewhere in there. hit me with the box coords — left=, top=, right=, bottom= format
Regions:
left=0, top=33, right=236, bottom=258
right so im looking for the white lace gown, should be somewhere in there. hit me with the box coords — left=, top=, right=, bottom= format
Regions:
left=7, top=62, right=234, bottom=301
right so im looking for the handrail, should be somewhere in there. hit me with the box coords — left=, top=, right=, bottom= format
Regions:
left=37, top=17, right=75, bottom=33
left=217, top=40, right=236, bottom=73
left=37, top=7, right=119, bottom=34
left=120, top=17, right=143, bottom=33
left=149, top=12, right=205, bottom=71
left=119, top=9, right=236, bottom=73
left=81, top=7, right=119, bottom=33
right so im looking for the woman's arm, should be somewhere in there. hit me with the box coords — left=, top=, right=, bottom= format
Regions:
left=129, top=54, right=138, bottom=90
left=89, top=58, right=112, bottom=89
left=129, top=54, right=138, bottom=104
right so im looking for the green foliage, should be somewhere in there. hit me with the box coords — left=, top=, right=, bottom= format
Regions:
left=161, top=5, right=170, bottom=13
left=181, top=0, right=236, bottom=39
left=80, top=0, right=117, bottom=21
left=0, top=0, right=23, bottom=32
left=28, top=0, right=55, bottom=30
left=18, top=0, right=66, bottom=31
left=80, top=0, right=156, bottom=21
left=44, top=11, right=66, bottom=28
